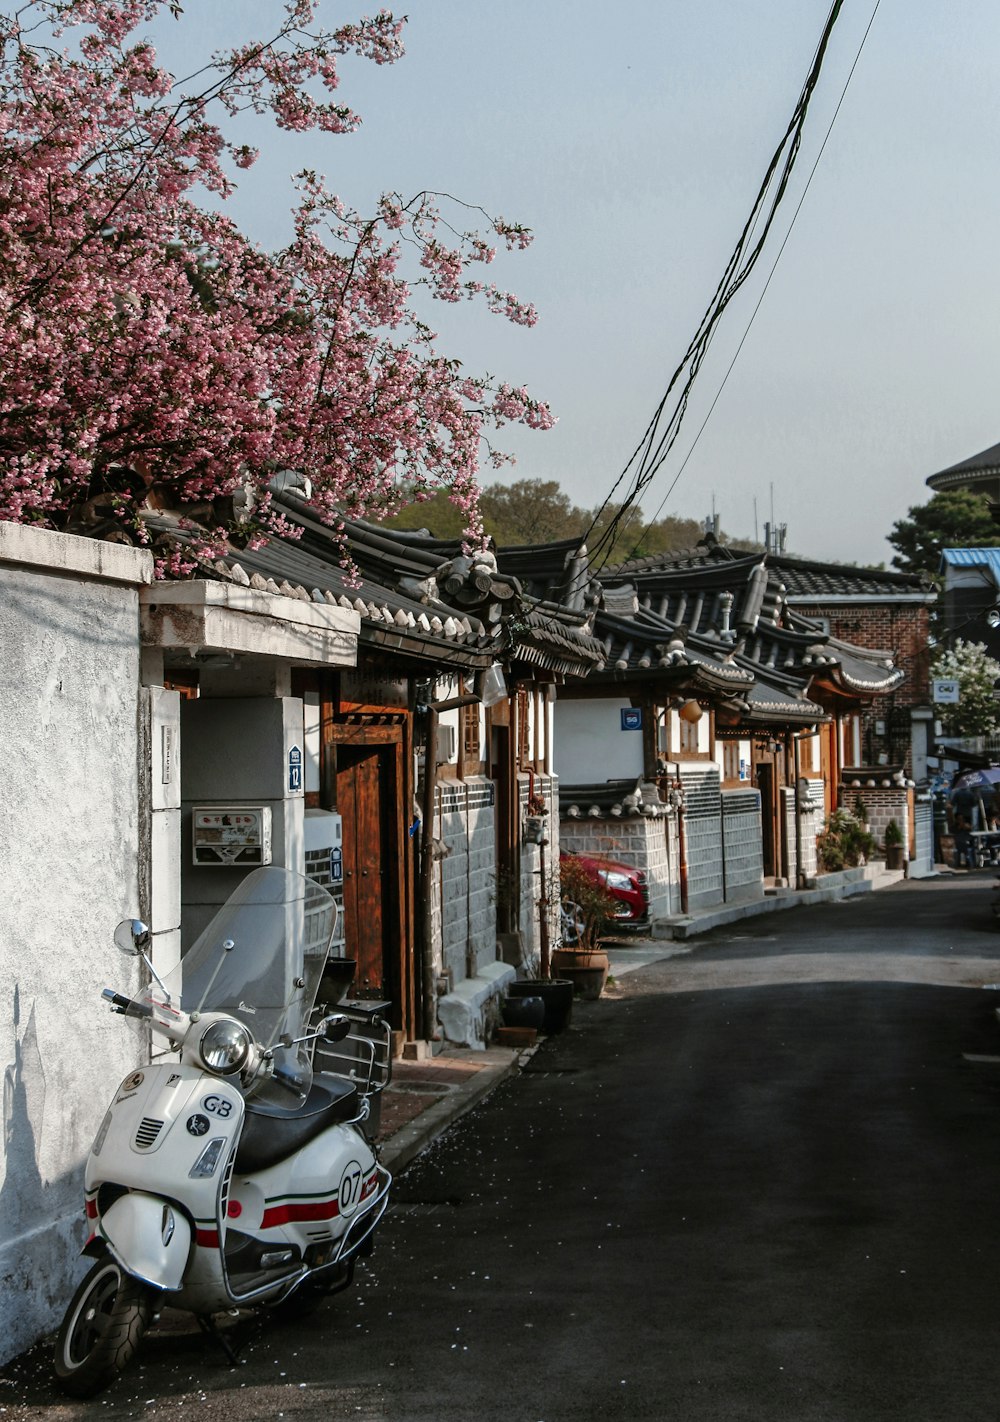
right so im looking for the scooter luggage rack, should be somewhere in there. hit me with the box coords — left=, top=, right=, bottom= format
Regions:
left=315, top=1005, right=392, bottom=1098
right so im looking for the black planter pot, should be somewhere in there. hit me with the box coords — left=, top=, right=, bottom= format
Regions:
left=502, top=993, right=545, bottom=1031
left=318, top=957, right=357, bottom=1005
left=507, top=978, right=574, bottom=1035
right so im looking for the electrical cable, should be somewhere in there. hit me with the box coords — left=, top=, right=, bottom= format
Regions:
left=579, top=0, right=849, bottom=569
left=617, top=0, right=882, bottom=570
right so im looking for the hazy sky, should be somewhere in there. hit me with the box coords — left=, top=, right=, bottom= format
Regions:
left=158, top=1, right=1000, bottom=564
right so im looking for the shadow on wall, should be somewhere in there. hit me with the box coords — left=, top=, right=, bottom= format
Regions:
left=2, top=985, right=46, bottom=1231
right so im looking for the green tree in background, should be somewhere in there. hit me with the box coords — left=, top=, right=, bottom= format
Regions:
left=888, top=491, right=998, bottom=580
left=383, top=476, right=742, bottom=564
left=930, top=640, right=1000, bottom=738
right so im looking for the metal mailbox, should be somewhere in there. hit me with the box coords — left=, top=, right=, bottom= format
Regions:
left=191, top=805, right=272, bottom=866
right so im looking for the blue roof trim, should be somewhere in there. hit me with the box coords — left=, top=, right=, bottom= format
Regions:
left=940, top=548, right=1000, bottom=578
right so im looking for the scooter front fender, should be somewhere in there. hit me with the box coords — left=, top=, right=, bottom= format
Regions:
left=100, top=1191, right=192, bottom=1291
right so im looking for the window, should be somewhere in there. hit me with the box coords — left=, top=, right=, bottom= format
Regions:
left=516, top=688, right=530, bottom=770
left=460, top=703, right=482, bottom=777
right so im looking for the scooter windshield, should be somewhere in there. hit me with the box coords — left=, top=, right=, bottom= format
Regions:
left=147, top=868, right=338, bottom=1084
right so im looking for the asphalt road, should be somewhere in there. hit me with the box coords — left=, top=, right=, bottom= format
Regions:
left=8, top=872, right=1000, bottom=1421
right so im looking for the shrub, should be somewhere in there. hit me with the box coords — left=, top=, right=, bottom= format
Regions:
left=819, top=810, right=876, bottom=871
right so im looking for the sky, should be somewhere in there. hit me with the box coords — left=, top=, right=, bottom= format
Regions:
left=154, top=1, right=1000, bottom=565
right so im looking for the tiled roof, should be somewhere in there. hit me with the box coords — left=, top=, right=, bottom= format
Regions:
left=143, top=499, right=603, bottom=676
left=559, top=778, right=670, bottom=821
left=594, top=540, right=904, bottom=705
left=927, top=440, right=1000, bottom=487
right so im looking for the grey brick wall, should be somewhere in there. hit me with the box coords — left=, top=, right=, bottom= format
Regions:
left=682, top=765, right=724, bottom=909
left=723, top=789, right=764, bottom=901
left=518, top=775, right=560, bottom=968
left=781, top=779, right=823, bottom=882
left=433, top=778, right=498, bottom=985
left=559, top=813, right=673, bottom=920
left=841, top=783, right=910, bottom=857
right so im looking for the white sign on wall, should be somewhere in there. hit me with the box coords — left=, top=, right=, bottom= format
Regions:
left=933, top=678, right=960, bottom=704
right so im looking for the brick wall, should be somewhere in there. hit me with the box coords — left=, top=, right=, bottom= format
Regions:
left=839, top=781, right=910, bottom=858
left=794, top=601, right=931, bottom=774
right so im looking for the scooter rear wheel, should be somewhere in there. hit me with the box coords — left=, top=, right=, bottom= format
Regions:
left=54, top=1257, right=156, bottom=1397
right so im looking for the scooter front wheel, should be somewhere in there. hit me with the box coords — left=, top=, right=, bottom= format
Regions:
left=54, top=1257, right=157, bottom=1397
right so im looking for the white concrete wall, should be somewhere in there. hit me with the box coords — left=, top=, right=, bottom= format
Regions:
left=554, top=698, right=644, bottom=783
left=0, top=525, right=151, bottom=1364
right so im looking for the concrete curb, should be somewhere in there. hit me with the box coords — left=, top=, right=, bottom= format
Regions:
left=651, top=865, right=908, bottom=941
left=379, top=1047, right=525, bottom=1175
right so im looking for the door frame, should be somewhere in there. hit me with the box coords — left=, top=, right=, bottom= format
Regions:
left=323, top=719, right=414, bottom=1036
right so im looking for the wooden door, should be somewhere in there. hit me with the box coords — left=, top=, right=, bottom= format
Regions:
left=757, top=762, right=777, bottom=878
left=337, top=743, right=390, bottom=995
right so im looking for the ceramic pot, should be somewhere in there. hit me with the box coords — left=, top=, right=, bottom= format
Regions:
left=551, top=948, right=610, bottom=1000
left=507, top=979, right=574, bottom=1034
left=501, top=994, right=545, bottom=1031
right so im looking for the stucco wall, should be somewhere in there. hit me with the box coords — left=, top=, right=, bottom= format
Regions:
left=554, top=697, right=644, bottom=783
left=0, top=526, right=151, bottom=1363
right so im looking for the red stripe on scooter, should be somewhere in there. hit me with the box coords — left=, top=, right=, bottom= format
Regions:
left=260, top=1197, right=340, bottom=1229
left=195, top=1227, right=220, bottom=1247
left=85, top=1199, right=98, bottom=1220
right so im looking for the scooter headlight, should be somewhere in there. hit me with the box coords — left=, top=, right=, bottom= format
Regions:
left=199, top=1020, right=251, bottom=1075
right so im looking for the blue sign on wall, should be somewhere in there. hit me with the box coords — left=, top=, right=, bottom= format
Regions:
left=620, top=708, right=642, bottom=731
left=288, top=744, right=303, bottom=792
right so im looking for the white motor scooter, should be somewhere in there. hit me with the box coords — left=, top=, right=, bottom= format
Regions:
left=53, top=866, right=391, bottom=1397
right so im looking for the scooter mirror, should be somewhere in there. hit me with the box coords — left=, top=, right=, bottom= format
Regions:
left=322, top=1014, right=352, bottom=1043
left=113, top=918, right=151, bottom=957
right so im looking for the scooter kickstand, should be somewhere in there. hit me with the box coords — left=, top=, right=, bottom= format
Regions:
left=196, top=1313, right=244, bottom=1367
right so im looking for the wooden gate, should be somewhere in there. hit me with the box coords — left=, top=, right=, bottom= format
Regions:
left=325, top=722, right=410, bottom=1029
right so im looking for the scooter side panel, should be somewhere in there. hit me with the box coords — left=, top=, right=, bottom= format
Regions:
left=230, top=1124, right=379, bottom=1255
left=84, top=1063, right=243, bottom=1265
left=100, top=1191, right=192, bottom=1291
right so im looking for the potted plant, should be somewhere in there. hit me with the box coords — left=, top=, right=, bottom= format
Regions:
left=551, top=856, right=617, bottom=999
left=884, top=818, right=905, bottom=870
left=852, top=794, right=869, bottom=830
left=493, top=861, right=575, bottom=1035
left=818, top=809, right=876, bottom=873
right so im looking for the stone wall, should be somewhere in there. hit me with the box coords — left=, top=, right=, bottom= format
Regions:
left=559, top=813, right=672, bottom=921
left=434, top=777, right=498, bottom=985
left=722, top=789, right=765, bottom=902
left=681, top=765, right=724, bottom=909
left=518, top=774, right=560, bottom=968
left=840, top=782, right=910, bottom=858
left=782, top=779, right=824, bottom=883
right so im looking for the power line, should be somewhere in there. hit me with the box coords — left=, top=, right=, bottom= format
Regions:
left=620, top=0, right=882, bottom=566
left=580, top=0, right=849, bottom=569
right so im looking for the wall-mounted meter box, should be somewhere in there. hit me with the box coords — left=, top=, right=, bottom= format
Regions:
left=192, top=805, right=272, bottom=866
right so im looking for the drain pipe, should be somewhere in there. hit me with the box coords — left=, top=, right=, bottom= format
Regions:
left=419, top=704, right=440, bottom=1042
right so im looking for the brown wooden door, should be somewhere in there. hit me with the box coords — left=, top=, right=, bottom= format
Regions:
left=757, top=762, right=777, bottom=878
left=338, top=743, right=389, bottom=994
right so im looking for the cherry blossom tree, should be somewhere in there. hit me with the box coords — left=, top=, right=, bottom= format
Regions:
left=0, top=0, right=553, bottom=566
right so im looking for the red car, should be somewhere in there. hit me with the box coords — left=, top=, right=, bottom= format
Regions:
left=558, top=849, right=649, bottom=942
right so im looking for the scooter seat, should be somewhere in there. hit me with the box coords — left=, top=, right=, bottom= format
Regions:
left=236, top=1078, right=359, bottom=1173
